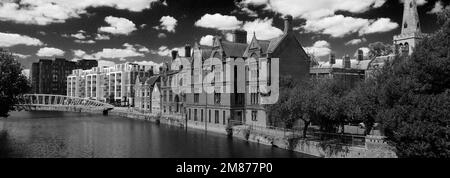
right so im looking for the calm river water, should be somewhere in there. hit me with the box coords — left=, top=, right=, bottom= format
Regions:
left=0, top=111, right=311, bottom=158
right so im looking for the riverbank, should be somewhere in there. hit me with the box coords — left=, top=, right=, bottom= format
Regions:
left=108, top=109, right=397, bottom=158
left=22, top=107, right=396, bottom=158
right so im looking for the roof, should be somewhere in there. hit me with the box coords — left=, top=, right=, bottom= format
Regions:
left=221, top=41, right=248, bottom=57
left=267, top=35, right=285, bottom=54
left=314, top=59, right=372, bottom=70
left=199, top=45, right=213, bottom=59
left=145, top=75, right=160, bottom=86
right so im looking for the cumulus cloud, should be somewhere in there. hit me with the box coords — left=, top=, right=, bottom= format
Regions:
left=428, top=1, right=449, bottom=14
left=98, top=60, right=116, bottom=68
left=74, top=39, right=96, bottom=44
left=0, top=32, right=44, bottom=47
left=345, top=38, right=367, bottom=46
left=200, top=35, right=214, bottom=46
left=0, top=0, right=158, bottom=25
left=154, top=16, right=177, bottom=33
left=195, top=13, right=243, bottom=30
left=95, top=34, right=110, bottom=40
left=152, top=46, right=186, bottom=57
left=98, top=16, right=137, bottom=35
left=158, top=33, right=167, bottom=38
left=243, top=18, right=283, bottom=43
left=304, top=40, right=332, bottom=57
left=94, top=43, right=145, bottom=61
left=304, top=15, right=398, bottom=37
left=241, top=0, right=388, bottom=20
left=241, top=0, right=398, bottom=37
left=37, top=47, right=65, bottom=57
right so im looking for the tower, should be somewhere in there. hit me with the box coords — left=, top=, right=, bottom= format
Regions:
left=393, top=0, right=425, bottom=56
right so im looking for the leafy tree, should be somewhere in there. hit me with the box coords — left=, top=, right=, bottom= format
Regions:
left=0, top=49, right=31, bottom=117
left=368, top=42, right=393, bottom=59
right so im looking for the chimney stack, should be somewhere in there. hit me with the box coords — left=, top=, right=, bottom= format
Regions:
left=284, top=15, right=293, bottom=34
left=330, top=53, right=336, bottom=65
left=185, top=44, right=191, bottom=57
left=171, top=50, right=178, bottom=61
left=357, top=49, right=364, bottom=61
left=343, top=55, right=351, bottom=69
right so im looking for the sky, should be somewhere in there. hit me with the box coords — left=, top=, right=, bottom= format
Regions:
left=0, top=0, right=448, bottom=70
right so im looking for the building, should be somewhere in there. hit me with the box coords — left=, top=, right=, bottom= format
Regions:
left=134, top=75, right=161, bottom=113
left=310, top=51, right=370, bottom=87
left=67, top=62, right=153, bottom=106
left=393, top=0, right=426, bottom=56
left=183, top=15, right=311, bottom=128
left=30, top=58, right=97, bottom=95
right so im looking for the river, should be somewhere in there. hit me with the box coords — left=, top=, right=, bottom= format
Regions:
left=0, top=111, right=312, bottom=158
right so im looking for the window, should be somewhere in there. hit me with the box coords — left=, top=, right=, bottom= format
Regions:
left=215, top=110, right=219, bottom=124
left=208, top=110, right=211, bottom=123
left=194, top=93, right=199, bottom=103
left=201, top=109, right=204, bottom=122
left=223, top=111, right=226, bottom=125
left=194, top=109, right=198, bottom=121
left=189, top=109, right=191, bottom=120
left=252, top=111, right=257, bottom=121
left=251, top=93, right=259, bottom=105
left=214, top=93, right=221, bottom=104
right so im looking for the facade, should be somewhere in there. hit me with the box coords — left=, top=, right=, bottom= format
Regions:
left=393, top=0, right=426, bottom=56
left=30, top=58, right=97, bottom=95
left=183, top=15, right=311, bottom=128
left=151, top=84, right=161, bottom=115
left=134, top=75, right=161, bottom=113
left=67, top=62, right=153, bottom=106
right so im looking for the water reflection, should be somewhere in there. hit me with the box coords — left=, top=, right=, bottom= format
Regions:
left=0, top=111, right=311, bottom=158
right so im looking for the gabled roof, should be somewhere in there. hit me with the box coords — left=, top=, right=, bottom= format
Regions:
left=145, top=75, right=160, bottom=86
left=221, top=41, right=248, bottom=57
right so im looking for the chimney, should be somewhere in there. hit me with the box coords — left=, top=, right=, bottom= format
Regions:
left=171, top=50, right=178, bottom=61
left=357, top=49, right=364, bottom=61
left=185, top=44, right=191, bottom=57
left=343, top=55, right=351, bottom=69
left=330, top=53, right=336, bottom=65
left=284, top=15, right=293, bottom=34
left=223, top=30, right=247, bottom=44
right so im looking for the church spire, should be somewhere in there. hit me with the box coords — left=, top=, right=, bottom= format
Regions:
left=401, top=0, right=421, bottom=34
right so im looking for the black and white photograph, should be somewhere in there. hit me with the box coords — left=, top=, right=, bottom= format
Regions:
left=0, top=0, right=449, bottom=165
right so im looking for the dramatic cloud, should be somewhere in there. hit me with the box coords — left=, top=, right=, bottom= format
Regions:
left=304, top=40, right=332, bottom=57
left=241, top=0, right=398, bottom=37
left=240, top=0, right=388, bottom=20
left=0, top=32, right=44, bottom=47
left=0, top=0, right=159, bottom=25
left=98, top=60, right=116, bottom=68
left=195, top=13, right=243, bottom=30
left=200, top=35, right=214, bottom=46
left=154, top=16, right=178, bottom=33
left=304, top=15, right=398, bottom=37
left=428, top=1, right=449, bottom=14
left=37, top=47, right=65, bottom=57
left=93, top=43, right=145, bottom=61
left=98, top=16, right=137, bottom=35
left=243, top=18, right=283, bottom=42
left=345, top=38, right=367, bottom=46
left=158, top=33, right=167, bottom=38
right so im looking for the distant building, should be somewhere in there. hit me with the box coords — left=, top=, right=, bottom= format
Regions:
left=30, top=58, right=97, bottom=95
left=151, top=84, right=161, bottom=115
left=310, top=52, right=370, bottom=87
left=134, top=75, right=160, bottom=113
left=67, top=62, right=153, bottom=106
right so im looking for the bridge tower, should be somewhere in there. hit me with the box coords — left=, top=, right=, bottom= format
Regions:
left=393, top=0, right=425, bottom=56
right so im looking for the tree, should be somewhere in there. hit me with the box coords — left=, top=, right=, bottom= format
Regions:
left=0, top=49, right=31, bottom=117
left=368, top=42, right=393, bottom=59
left=354, top=9, right=450, bottom=157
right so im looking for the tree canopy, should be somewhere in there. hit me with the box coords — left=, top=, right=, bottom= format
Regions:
left=0, top=49, right=31, bottom=117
